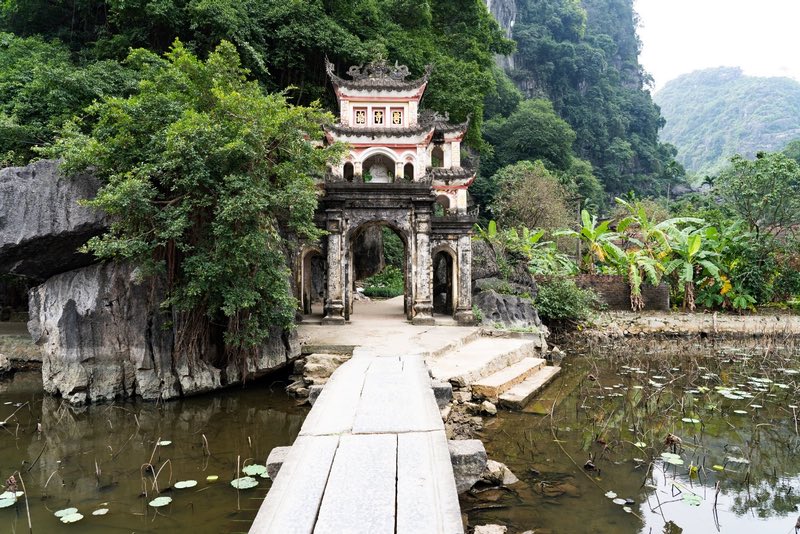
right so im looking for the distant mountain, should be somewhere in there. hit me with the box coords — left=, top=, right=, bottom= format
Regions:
left=655, top=67, right=800, bottom=177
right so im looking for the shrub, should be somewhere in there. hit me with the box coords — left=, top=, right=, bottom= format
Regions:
left=534, top=278, right=599, bottom=324
left=362, top=266, right=404, bottom=298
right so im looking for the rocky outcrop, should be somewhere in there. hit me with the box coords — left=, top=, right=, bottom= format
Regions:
left=485, top=0, right=516, bottom=71
left=0, top=160, right=107, bottom=280
left=473, top=290, right=542, bottom=329
left=28, top=262, right=298, bottom=404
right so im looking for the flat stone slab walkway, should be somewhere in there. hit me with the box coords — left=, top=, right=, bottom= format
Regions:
left=249, top=352, right=464, bottom=534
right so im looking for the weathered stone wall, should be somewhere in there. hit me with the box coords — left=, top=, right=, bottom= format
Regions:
left=0, top=160, right=106, bottom=281
left=28, top=262, right=299, bottom=404
left=571, top=274, right=670, bottom=311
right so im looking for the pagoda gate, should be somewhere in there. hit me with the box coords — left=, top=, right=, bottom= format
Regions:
left=297, top=59, right=477, bottom=325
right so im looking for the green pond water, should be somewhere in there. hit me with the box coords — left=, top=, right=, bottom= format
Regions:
left=467, top=340, right=800, bottom=534
left=0, top=371, right=307, bottom=533
left=1, top=332, right=799, bottom=534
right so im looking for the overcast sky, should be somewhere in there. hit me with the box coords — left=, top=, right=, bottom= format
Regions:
left=634, top=0, right=800, bottom=92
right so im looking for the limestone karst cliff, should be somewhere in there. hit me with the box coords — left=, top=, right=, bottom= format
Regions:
left=0, top=160, right=299, bottom=404
left=0, top=159, right=105, bottom=280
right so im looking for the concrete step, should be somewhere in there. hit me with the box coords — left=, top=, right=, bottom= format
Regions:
left=427, top=336, right=538, bottom=387
left=471, top=357, right=547, bottom=402
left=498, top=366, right=561, bottom=410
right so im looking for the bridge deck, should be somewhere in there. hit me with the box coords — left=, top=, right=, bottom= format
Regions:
left=249, top=353, right=464, bottom=534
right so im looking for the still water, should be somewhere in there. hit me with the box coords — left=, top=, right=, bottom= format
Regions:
left=467, top=341, right=800, bottom=533
left=0, top=372, right=307, bottom=533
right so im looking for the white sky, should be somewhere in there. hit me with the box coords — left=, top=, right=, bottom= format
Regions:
left=634, top=0, right=800, bottom=91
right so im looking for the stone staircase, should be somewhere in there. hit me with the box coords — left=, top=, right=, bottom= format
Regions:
left=427, top=333, right=559, bottom=410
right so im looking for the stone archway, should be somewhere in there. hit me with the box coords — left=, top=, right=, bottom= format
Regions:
left=432, top=247, right=457, bottom=317
left=347, top=222, right=412, bottom=319
left=299, top=247, right=325, bottom=315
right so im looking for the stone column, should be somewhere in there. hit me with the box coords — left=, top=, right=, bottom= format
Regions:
left=412, top=213, right=435, bottom=325
left=451, top=141, right=461, bottom=167
left=454, top=234, right=475, bottom=325
left=322, top=213, right=346, bottom=324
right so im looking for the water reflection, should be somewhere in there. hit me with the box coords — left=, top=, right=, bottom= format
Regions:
left=467, top=342, right=800, bottom=534
left=0, top=372, right=306, bottom=533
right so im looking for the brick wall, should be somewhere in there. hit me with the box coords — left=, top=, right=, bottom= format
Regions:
left=545, top=274, right=670, bottom=311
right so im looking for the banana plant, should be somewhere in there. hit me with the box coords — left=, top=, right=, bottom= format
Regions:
left=556, top=209, right=621, bottom=273
left=606, top=245, right=663, bottom=311
left=663, top=227, right=721, bottom=311
left=615, top=197, right=703, bottom=260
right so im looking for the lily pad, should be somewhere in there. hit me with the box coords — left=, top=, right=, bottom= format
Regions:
left=612, top=497, right=627, bottom=505
left=157, top=440, right=172, bottom=446
left=54, top=507, right=79, bottom=518
left=633, top=441, right=647, bottom=448
left=712, top=464, right=724, bottom=471
left=733, top=409, right=748, bottom=414
left=92, top=508, right=109, bottom=516
left=206, top=475, right=219, bottom=482
left=681, top=417, right=701, bottom=424
left=605, top=491, right=618, bottom=499
left=60, top=512, right=84, bottom=524
left=622, top=506, right=632, bottom=513
left=683, top=493, right=702, bottom=506
left=174, top=480, right=197, bottom=489
left=231, top=476, right=259, bottom=490
left=148, top=496, right=172, bottom=508
left=242, top=464, right=267, bottom=477
left=0, top=498, right=15, bottom=509
left=661, top=452, right=684, bottom=466
left=0, top=491, right=22, bottom=499
left=726, top=456, right=750, bottom=464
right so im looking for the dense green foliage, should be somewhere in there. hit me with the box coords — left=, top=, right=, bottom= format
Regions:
left=0, top=32, right=137, bottom=164
left=507, top=0, right=680, bottom=196
left=714, top=152, right=800, bottom=237
left=489, top=160, right=573, bottom=230
left=44, top=41, right=343, bottom=358
left=656, top=68, right=800, bottom=177
left=534, top=277, right=598, bottom=324
left=362, top=266, right=404, bottom=298
left=1, top=0, right=512, bottom=151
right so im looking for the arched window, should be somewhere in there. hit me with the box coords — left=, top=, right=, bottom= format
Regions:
left=431, top=146, right=444, bottom=168
left=343, top=162, right=354, bottom=182
left=435, top=195, right=450, bottom=216
left=403, top=162, right=414, bottom=181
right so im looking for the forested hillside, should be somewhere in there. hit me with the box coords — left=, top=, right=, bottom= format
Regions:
left=656, top=67, right=800, bottom=178
left=1, top=0, right=679, bottom=206
left=504, top=0, right=680, bottom=196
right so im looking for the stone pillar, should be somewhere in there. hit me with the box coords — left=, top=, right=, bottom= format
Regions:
left=451, top=141, right=461, bottom=167
left=354, top=160, right=363, bottom=181
left=454, top=234, right=475, bottom=325
left=322, top=213, right=346, bottom=324
left=412, top=213, right=435, bottom=325
left=395, top=161, right=404, bottom=182
left=443, top=143, right=452, bottom=169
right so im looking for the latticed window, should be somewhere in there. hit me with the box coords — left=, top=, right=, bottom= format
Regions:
left=354, top=109, right=367, bottom=125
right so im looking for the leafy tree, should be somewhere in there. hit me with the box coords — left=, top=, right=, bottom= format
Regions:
left=715, top=152, right=800, bottom=237
left=490, top=160, right=573, bottom=231
left=482, top=98, right=576, bottom=177
left=44, top=41, right=344, bottom=365
left=0, top=32, right=136, bottom=164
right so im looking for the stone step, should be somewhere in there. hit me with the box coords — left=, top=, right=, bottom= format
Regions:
left=427, top=336, right=538, bottom=387
left=498, top=366, right=561, bottom=410
left=471, top=357, right=547, bottom=402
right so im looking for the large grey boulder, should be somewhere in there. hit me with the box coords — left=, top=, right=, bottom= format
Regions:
left=28, top=262, right=298, bottom=404
left=0, top=160, right=107, bottom=280
left=473, top=290, right=542, bottom=329
left=471, top=240, right=500, bottom=281
left=448, top=439, right=488, bottom=493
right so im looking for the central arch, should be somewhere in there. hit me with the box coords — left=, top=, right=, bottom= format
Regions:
left=347, top=221, right=412, bottom=320
left=432, top=246, right=457, bottom=317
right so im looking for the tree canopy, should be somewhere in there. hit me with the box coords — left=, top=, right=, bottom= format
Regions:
left=44, top=41, right=344, bottom=359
